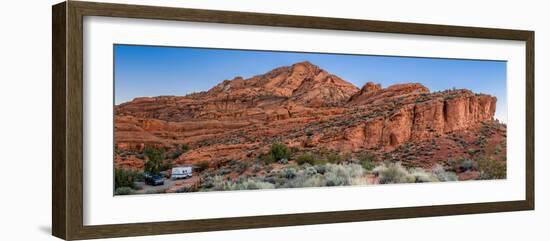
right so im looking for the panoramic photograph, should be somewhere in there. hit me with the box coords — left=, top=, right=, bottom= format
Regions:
left=113, top=45, right=507, bottom=195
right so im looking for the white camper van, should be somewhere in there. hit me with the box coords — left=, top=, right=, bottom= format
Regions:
left=171, top=166, right=192, bottom=180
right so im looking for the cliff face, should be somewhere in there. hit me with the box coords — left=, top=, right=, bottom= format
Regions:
left=114, top=62, right=501, bottom=168
left=342, top=86, right=497, bottom=148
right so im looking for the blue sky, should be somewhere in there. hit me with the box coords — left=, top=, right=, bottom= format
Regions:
left=114, top=44, right=507, bottom=122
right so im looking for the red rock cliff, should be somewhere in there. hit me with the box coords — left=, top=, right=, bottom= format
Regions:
left=114, top=62, right=498, bottom=166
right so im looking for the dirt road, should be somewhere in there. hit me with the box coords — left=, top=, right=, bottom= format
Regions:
left=133, top=176, right=201, bottom=194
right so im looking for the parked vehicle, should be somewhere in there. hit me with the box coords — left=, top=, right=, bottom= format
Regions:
left=144, top=173, right=164, bottom=186
left=171, top=166, right=192, bottom=180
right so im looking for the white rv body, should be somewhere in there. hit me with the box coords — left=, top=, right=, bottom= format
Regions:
left=171, top=166, right=192, bottom=179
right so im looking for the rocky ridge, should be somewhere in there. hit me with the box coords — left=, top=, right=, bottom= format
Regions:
left=114, top=61, right=503, bottom=170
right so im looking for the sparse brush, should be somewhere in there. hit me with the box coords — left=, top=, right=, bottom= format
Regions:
left=114, top=168, right=141, bottom=190
left=432, top=164, right=458, bottom=182
left=373, top=163, right=415, bottom=184
left=282, top=167, right=297, bottom=179
left=459, top=159, right=477, bottom=172
left=296, top=153, right=315, bottom=165
left=409, top=168, right=439, bottom=183
left=476, top=157, right=506, bottom=180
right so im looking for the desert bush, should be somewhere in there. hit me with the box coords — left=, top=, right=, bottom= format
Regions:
left=325, top=153, right=343, bottom=164
left=314, top=164, right=327, bottom=174
left=200, top=176, right=215, bottom=189
left=268, top=143, right=291, bottom=162
left=114, top=168, right=139, bottom=189
left=235, top=179, right=276, bottom=190
left=296, top=153, right=316, bottom=165
left=114, top=187, right=134, bottom=195
left=304, top=166, right=318, bottom=176
left=323, top=163, right=365, bottom=186
left=432, top=164, right=458, bottom=182
left=282, top=167, right=297, bottom=179
left=301, top=174, right=325, bottom=187
left=206, top=175, right=275, bottom=191
left=144, top=147, right=165, bottom=175
left=460, top=159, right=477, bottom=172
left=373, top=163, right=415, bottom=184
left=476, top=157, right=506, bottom=180
left=409, top=168, right=439, bottom=183
left=357, top=152, right=376, bottom=171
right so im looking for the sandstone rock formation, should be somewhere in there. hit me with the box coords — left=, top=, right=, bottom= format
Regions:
left=114, top=61, right=504, bottom=170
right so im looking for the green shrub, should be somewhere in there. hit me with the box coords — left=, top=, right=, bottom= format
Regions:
left=269, top=143, right=291, bottom=162
left=114, top=187, right=134, bottom=195
left=357, top=152, right=376, bottom=171
left=261, top=153, right=276, bottom=165
left=144, top=147, right=165, bottom=175
left=114, top=168, right=139, bottom=189
left=476, top=157, right=506, bottom=180
left=325, top=153, right=343, bottom=164
left=296, top=153, right=315, bottom=165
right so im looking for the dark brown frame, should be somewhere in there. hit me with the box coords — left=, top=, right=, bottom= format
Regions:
left=52, top=1, right=535, bottom=240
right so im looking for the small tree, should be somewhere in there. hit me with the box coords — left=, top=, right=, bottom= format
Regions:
left=144, top=147, right=164, bottom=175
left=114, top=168, right=136, bottom=189
left=268, top=143, right=291, bottom=162
left=358, top=152, right=376, bottom=171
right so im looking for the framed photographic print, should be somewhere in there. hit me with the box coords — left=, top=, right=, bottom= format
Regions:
left=52, top=1, right=534, bottom=240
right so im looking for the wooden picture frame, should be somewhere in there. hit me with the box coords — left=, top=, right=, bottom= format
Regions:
left=52, top=1, right=534, bottom=240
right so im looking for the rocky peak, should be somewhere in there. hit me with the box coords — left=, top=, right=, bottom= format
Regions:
left=199, top=61, right=359, bottom=107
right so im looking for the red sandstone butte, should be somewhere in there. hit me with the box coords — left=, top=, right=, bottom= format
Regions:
left=114, top=61, right=504, bottom=169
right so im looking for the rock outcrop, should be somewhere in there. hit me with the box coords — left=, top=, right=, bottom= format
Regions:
left=114, top=61, right=501, bottom=168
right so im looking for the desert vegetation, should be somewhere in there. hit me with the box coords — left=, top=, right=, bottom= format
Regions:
left=191, top=143, right=485, bottom=193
